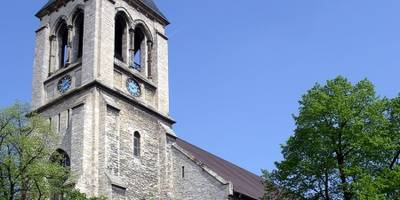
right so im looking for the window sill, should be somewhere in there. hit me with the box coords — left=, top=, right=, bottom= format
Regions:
left=106, top=173, right=127, bottom=190
left=133, top=156, right=142, bottom=165
left=114, top=59, right=157, bottom=90
left=44, top=61, right=82, bottom=85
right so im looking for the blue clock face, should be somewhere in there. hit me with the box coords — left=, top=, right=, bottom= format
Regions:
left=57, top=75, right=72, bottom=93
left=126, top=78, right=141, bottom=97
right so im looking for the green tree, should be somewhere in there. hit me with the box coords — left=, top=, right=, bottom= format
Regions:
left=264, top=77, right=400, bottom=200
left=0, top=103, right=105, bottom=200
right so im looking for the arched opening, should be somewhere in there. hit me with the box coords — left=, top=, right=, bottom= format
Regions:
left=115, top=12, right=129, bottom=62
left=57, top=22, right=69, bottom=69
left=50, top=149, right=71, bottom=168
left=130, top=23, right=153, bottom=78
left=132, top=26, right=145, bottom=71
left=72, top=10, right=84, bottom=62
left=50, top=149, right=70, bottom=200
left=133, top=131, right=141, bottom=157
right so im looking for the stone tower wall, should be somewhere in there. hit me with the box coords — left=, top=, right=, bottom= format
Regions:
left=31, top=0, right=172, bottom=198
left=31, top=0, right=240, bottom=199
left=36, top=88, right=97, bottom=195
left=99, top=91, right=173, bottom=199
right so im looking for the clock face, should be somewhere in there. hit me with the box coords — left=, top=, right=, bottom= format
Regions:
left=57, top=75, right=72, bottom=94
left=126, top=78, right=141, bottom=97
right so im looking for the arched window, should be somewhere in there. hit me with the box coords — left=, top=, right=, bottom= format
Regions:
left=133, top=131, right=141, bottom=157
left=50, top=149, right=70, bottom=200
left=51, top=149, right=71, bottom=168
left=72, top=10, right=84, bottom=62
left=115, top=12, right=128, bottom=62
left=130, top=24, right=153, bottom=78
left=57, top=22, right=69, bottom=69
left=132, top=26, right=145, bottom=71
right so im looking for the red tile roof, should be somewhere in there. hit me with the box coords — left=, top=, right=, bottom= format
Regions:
left=176, top=138, right=265, bottom=200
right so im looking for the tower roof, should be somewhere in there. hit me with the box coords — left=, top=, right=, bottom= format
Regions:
left=36, top=0, right=169, bottom=25
left=139, top=0, right=167, bottom=20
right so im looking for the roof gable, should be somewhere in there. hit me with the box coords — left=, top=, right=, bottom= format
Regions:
left=176, top=138, right=265, bottom=200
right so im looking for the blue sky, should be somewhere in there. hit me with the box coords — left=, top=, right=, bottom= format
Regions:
left=1, top=0, right=400, bottom=175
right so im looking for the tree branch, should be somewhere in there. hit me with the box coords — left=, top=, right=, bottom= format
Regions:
left=34, top=179, right=43, bottom=200
left=389, top=150, right=400, bottom=170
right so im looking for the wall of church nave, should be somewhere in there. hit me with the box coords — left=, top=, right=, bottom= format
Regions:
left=170, top=148, right=231, bottom=200
left=99, top=91, right=169, bottom=200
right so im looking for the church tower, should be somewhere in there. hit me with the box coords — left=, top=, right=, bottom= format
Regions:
left=32, top=0, right=176, bottom=198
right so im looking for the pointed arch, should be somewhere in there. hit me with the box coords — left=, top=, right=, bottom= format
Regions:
left=47, top=16, right=70, bottom=74
left=50, top=149, right=70, bottom=199
left=115, top=7, right=134, bottom=26
left=68, top=4, right=85, bottom=22
left=50, top=149, right=71, bottom=168
left=114, top=11, right=131, bottom=62
left=132, top=20, right=153, bottom=42
left=71, top=8, right=85, bottom=62
left=54, top=19, right=69, bottom=69
left=51, top=15, right=68, bottom=35
left=132, top=20, right=154, bottom=78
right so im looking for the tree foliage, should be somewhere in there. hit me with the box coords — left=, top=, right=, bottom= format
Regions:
left=0, top=103, right=104, bottom=200
left=264, top=77, right=400, bottom=200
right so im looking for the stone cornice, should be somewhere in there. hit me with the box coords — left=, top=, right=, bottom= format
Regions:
left=156, top=31, right=168, bottom=40
left=114, top=60, right=157, bottom=90
left=34, top=80, right=176, bottom=124
left=44, top=61, right=82, bottom=85
left=36, top=0, right=170, bottom=26
left=126, top=0, right=170, bottom=26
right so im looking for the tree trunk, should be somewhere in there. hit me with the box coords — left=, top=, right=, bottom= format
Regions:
left=336, top=128, right=352, bottom=200
left=8, top=184, right=14, bottom=200
left=324, top=171, right=330, bottom=200
left=337, top=153, right=352, bottom=200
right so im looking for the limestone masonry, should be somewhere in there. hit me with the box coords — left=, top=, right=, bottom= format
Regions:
left=32, top=0, right=265, bottom=199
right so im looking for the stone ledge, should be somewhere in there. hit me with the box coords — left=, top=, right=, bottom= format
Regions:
left=156, top=31, right=168, bottom=40
left=34, top=80, right=176, bottom=125
left=106, top=173, right=127, bottom=189
left=159, top=122, right=177, bottom=138
left=44, top=61, right=82, bottom=85
left=36, top=0, right=170, bottom=26
left=114, top=59, right=157, bottom=90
